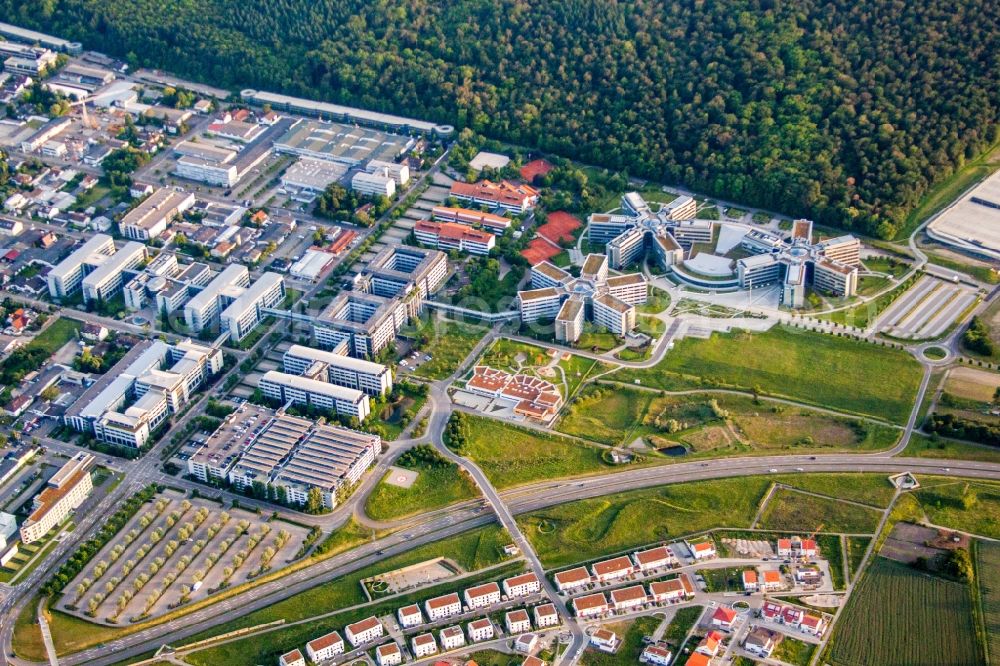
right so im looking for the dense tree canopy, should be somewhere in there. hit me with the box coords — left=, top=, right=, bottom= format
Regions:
left=8, top=0, right=999, bottom=237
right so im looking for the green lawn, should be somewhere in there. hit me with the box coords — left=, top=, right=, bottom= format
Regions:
left=639, top=287, right=671, bottom=314
left=582, top=616, right=660, bottom=666
left=455, top=414, right=612, bottom=489
left=773, top=636, right=817, bottom=666
left=903, top=433, right=1000, bottom=464
left=758, top=488, right=884, bottom=534
left=636, top=315, right=666, bottom=337
left=479, top=339, right=553, bottom=371
left=912, top=478, right=1000, bottom=539
left=557, top=385, right=653, bottom=445
left=774, top=473, right=897, bottom=508
left=561, top=387, right=901, bottom=458
left=846, top=536, right=871, bottom=583
left=411, top=318, right=490, bottom=380
left=613, top=326, right=922, bottom=424
left=557, top=354, right=605, bottom=398
left=518, top=477, right=771, bottom=567
left=662, top=605, right=702, bottom=650
left=26, top=317, right=82, bottom=355
left=826, top=557, right=981, bottom=666
left=365, top=463, right=479, bottom=521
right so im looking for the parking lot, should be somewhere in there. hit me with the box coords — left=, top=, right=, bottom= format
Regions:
left=876, top=275, right=979, bottom=339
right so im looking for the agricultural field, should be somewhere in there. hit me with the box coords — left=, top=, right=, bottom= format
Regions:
left=977, top=541, right=1000, bottom=665
left=365, top=446, right=479, bottom=521
left=517, top=477, right=771, bottom=567
left=826, top=557, right=981, bottom=666
left=558, top=386, right=900, bottom=454
left=613, top=326, right=923, bottom=424
left=410, top=317, right=490, bottom=380
left=57, top=493, right=308, bottom=623
left=757, top=488, right=884, bottom=534
left=944, top=366, right=1000, bottom=403
left=454, top=413, right=613, bottom=488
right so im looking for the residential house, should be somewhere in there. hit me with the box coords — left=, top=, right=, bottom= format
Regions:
left=632, top=546, right=672, bottom=572
left=761, top=570, right=783, bottom=591
left=695, top=630, right=724, bottom=657
left=640, top=645, right=673, bottom=666
left=711, top=606, right=738, bottom=631
left=610, top=585, right=647, bottom=612
left=398, top=604, right=423, bottom=628
left=506, top=609, right=532, bottom=634
left=590, top=628, right=619, bottom=652
left=467, top=618, right=494, bottom=642
left=743, top=627, right=781, bottom=658
left=503, top=572, right=541, bottom=598
left=279, top=650, right=306, bottom=666
left=742, top=570, right=758, bottom=592
left=465, top=582, right=501, bottom=609
left=554, top=567, right=591, bottom=592
left=573, top=593, right=607, bottom=618
left=649, top=576, right=694, bottom=603
left=592, top=556, right=633, bottom=583
left=306, top=631, right=344, bottom=662
left=440, top=625, right=466, bottom=650
left=686, top=540, right=716, bottom=560
left=533, top=604, right=559, bottom=628
left=376, top=642, right=402, bottom=666
left=800, top=614, right=827, bottom=637
left=425, top=592, right=462, bottom=621
left=411, top=633, right=437, bottom=658
left=514, top=633, right=539, bottom=654
left=344, top=616, right=383, bottom=647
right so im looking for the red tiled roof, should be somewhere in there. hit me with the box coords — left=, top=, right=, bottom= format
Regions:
left=592, top=556, right=632, bottom=576
left=307, top=631, right=343, bottom=651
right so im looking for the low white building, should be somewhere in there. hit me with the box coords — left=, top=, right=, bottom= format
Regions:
left=411, top=633, right=437, bottom=658
left=503, top=572, right=541, bottom=598
left=397, top=604, right=423, bottom=629
left=425, top=592, right=462, bottom=622
left=376, top=642, right=402, bottom=666
left=467, top=618, right=494, bottom=642
left=439, top=625, right=466, bottom=650
left=506, top=609, right=532, bottom=634
left=344, top=616, right=383, bottom=647
left=464, top=581, right=501, bottom=609
left=306, top=631, right=344, bottom=662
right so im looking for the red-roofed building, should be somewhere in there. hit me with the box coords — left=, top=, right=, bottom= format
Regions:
left=696, top=630, right=725, bottom=656
left=742, top=569, right=758, bottom=592
left=686, top=539, right=717, bottom=560
left=711, top=606, right=738, bottom=630
left=632, top=546, right=672, bottom=572
left=800, top=614, right=827, bottom=636
left=279, top=649, right=306, bottom=666
left=761, top=601, right=784, bottom=620
left=414, top=219, right=496, bottom=255
left=450, top=180, right=539, bottom=214
left=686, top=654, right=711, bottom=666
left=782, top=606, right=804, bottom=627
left=554, top=566, right=591, bottom=592
left=610, top=585, right=648, bottom=611
left=306, top=631, right=344, bottom=661
left=504, top=572, right=541, bottom=598
left=345, top=616, right=383, bottom=646
left=649, top=576, right=693, bottom=603
left=591, top=556, right=634, bottom=582
left=572, top=592, right=607, bottom=618
left=761, top=570, right=783, bottom=591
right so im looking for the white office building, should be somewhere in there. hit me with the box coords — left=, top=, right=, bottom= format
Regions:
left=282, top=345, right=392, bottom=396
left=258, top=371, right=371, bottom=420
left=46, top=234, right=117, bottom=298
left=218, top=272, right=285, bottom=342
left=351, top=170, right=396, bottom=197
left=81, top=241, right=148, bottom=302
left=183, top=264, right=251, bottom=333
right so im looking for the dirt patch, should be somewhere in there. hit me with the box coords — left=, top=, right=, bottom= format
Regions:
left=945, top=366, right=1000, bottom=403
left=366, top=557, right=462, bottom=595
left=881, top=522, right=946, bottom=565
left=801, top=594, right=842, bottom=608
left=721, top=538, right=775, bottom=558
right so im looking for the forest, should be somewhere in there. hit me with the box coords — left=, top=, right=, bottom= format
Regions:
left=4, top=0, right=998, bottom=237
